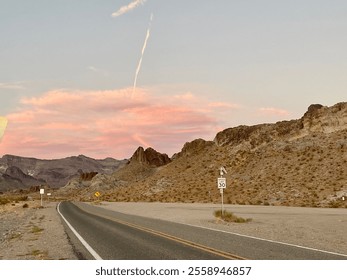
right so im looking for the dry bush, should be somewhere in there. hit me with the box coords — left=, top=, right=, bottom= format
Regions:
left=0, top=195, right=28, bottom=205
left=214, top=210, right=252, bottom=223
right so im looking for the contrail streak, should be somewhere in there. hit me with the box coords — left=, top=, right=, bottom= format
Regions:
left=112, top=0, right=147, bottom=18
left=132, top=13, right=153, bottom=98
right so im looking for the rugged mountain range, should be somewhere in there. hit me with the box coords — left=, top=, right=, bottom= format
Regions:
left=63, top=102, right=347, bottom=208
left=0, top=154, right=127, bottom=192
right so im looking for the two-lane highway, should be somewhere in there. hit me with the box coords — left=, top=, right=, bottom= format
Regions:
left=57, top=201, right=347, bottom=260
left=58, top=201, right=235, bottom=259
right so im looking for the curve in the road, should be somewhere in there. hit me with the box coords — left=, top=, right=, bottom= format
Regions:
left=58, top=201, right=347, bottom=260
left=57, top=201, right=242, bottom=260
left=57, top=201, right=102, bottom=260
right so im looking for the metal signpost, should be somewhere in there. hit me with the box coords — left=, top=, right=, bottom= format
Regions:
left=218, top=167, right=227, bottom=217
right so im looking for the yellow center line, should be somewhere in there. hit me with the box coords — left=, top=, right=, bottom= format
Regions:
left=79, top=204, right=247, bottom=260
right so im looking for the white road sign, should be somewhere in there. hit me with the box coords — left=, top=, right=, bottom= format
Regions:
left=40, top=189, right=44, bottom=195
left=217, top=177, right=226, bottom=189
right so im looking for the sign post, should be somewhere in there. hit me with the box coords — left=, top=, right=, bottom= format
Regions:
left=217, top=167, right=227, bottom=218
left=39, top=188, right=44, bottom=207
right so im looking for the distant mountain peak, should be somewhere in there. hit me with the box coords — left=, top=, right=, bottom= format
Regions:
left=130, top=146, right=171, bottom=167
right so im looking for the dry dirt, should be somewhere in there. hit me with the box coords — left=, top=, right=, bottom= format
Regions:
left=0, top=200, right=77, bottom=260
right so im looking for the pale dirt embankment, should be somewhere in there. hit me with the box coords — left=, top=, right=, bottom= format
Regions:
left=0, top=201, right=77, bottom=260
left=1, top=201, right=346, bottom=259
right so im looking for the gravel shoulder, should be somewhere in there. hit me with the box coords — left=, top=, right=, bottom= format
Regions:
left=95, top=202, right=347, bottom=256
left=0, top=201, right=77, bottom=260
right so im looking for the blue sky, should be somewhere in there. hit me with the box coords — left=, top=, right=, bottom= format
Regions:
left=1, top=0, right=347, bottom=159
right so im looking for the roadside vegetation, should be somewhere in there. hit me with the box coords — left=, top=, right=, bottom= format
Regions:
left=214, top=210, right=252, bottom=223
left=0, top=195, right=28, bottom=205
left=31, top=225, right=44, bottom=234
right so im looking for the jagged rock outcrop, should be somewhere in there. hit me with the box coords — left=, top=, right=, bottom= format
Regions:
left=172, top=138, right=214, bottom=159
left=130, top=147, right=171, bottom=167
left=213, top=122, right=298, bottom=149
left=214, top=102, right=347, bottom=148
left=301, top=102, right=347, bottom=133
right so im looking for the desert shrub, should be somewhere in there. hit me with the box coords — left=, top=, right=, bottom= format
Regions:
left=0, top=197, right=10, bottom=205
left=31, top=226, right=44, bottom=234
left=214, top=210, right=252, bottom=223
left=0, top=195, right=28, bottom=205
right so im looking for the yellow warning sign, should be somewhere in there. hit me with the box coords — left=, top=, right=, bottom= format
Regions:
left=94, top=191, right=101, bottom=197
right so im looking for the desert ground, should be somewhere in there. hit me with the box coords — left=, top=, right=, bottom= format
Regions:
left=1, top=200, right=346, bottom=259
left=0, top=200, right=76, bottom=260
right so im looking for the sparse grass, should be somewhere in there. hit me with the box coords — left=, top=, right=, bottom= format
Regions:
left=0, top=195, right=28, bottom=205
left=8, top=232, right=22, bottom=240
left=30, top=249, right=49, bottom=259
left=214, top=210, right=252, bottom=223
left=31, top=226, right=44, bottom=234
left=0, top=197, right=10, bottom=205
left=31, top=250, right=42, bottom=256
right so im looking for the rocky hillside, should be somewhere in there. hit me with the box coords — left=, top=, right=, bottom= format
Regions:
left=0, top=154, right=127, bottom=190
left=64, top=102, right=347, bottom=208
left=130, top=147, right=171, bottom=166
left=59, top=147, right=170, bottom=195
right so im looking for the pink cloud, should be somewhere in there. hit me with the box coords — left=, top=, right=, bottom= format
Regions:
left=173, top=92, right=195, bottom=101
left=208, top=102, right=240, bottom=109
left=0, top=88, right=235, bottom=159
left=258, top=107, right=290, bottom=116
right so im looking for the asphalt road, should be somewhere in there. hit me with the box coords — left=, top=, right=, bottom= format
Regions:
left=58, top=201, right=347, bottom=260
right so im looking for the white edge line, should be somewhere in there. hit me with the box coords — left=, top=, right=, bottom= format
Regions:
left=57, top=202, right=103, bottom=260
left=181, top=221, right=347, bottom=258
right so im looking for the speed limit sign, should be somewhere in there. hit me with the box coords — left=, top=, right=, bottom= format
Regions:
left=217, top=178, right=226, bottom=189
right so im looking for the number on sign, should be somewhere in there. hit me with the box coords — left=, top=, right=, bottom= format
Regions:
left=217, top=178, right=226, bottom=189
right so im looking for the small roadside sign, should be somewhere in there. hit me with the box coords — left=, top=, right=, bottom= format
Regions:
left=39, top=188, right=44, bottom=207
left=217, top=177, right=226, bottom=189
left=94, top=191, right=101, bottom=198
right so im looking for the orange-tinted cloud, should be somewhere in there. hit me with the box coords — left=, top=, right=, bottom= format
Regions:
left=258, top=107, right=290, bottom=116
left=0, top=88, right=234, bottom=159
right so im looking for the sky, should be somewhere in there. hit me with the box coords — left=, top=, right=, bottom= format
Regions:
left=1, top=0, right=347, bottom=159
